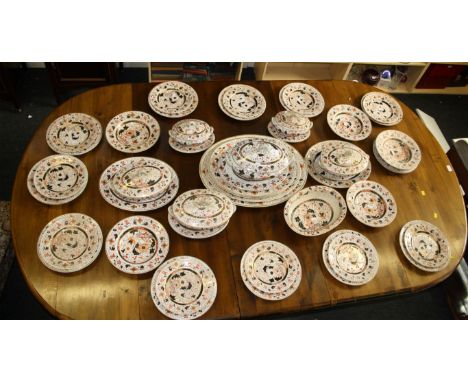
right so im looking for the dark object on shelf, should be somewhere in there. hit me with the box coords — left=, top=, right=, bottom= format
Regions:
left=416, top=63, right=466, bottom=89
left=0, top=63, right=21, bottom=110
left=449, top=66, right=468, bottom=87
left=46, top=62, right=117, bottom=104
left=361, top=68, right=380, bottom=85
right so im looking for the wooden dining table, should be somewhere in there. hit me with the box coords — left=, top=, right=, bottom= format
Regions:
left=10, top=80, right=467, bottom=319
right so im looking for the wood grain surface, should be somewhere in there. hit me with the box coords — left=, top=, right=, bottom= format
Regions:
left=10, top=80, right=468, bottom=319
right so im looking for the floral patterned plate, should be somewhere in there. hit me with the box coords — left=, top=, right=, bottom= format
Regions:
left=327, top=104, right=372, bottom=141
left=168, top=206, right=229, bottom=239
left=105, top=215, right=169, bottom=274
left=284, top=185, right=347, bottom=236
left=374, top=130, right=421, bottom=172
left=148, top=81, right=198, bottom=118
left=279, top=83, right=325, bottom=117
left=319, top=140, right=369, bottom=177
left=100, top=160, right=179, bottom=212
left=169, top=119, right=214, bottom=145
left=361, top=92, right=403, bottom=126
left=305, top=141, right=371, bottom=189
left=151, top=256, right=217, bottom=320
left=110, top=157, right=172, bottom=202
left=240, top=240, right=302, bottom=300
left=105, top=111, right=160, bottom=153
left=218, top=84, right=266, bottom=121
left=172, top=188, right=236, bottom=230
left=28, top=161, right=84, bottom=205
left=169, top=133, right=215, bottom=154
left=400, top=220, right=450, bottom=272
left=32, top=155, right=88, bottom=200
left=322, top=230, right=379, bottom=285
left=267, top=122, right=311, bottom=143
left=372, top=141, right=410, bottom=174
left=37, top=213, right=102, bottom=273
left=346, top=180, right=397, bottom=227
left=46, top=113, right=102, bottom=156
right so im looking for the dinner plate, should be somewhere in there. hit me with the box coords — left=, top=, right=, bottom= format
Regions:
left=322, top=230, right=379, bottom=285
left=284, top=185, right=347, bottom=236
left=169, top=119, right=213, bottom=145
left=168, top=206, right=229, bottom=239
left=374, top=130, right=421, bottom=172
left=305, top=141, right=371, bottom=188
left=27, top=161, right=82, bottom=205
left=32, top=155, right=88, bottom=200
left=46, top=113, right=102, bottom=155
left=372, top=141, right=411, bottom=174
left=218, top=84, right=266, bottom=120
left=110, top=157, right=172, bottom=202
left=105, top=215, right=169, bottom=274
left=171, top=188, right=236, bottom=230
left=319, top=140, right=369, bottom=177
left=240, top=240, right=302, bottom=300
left=37, top=213, right=103, bottom=273
left=169, top=133, right=215, bottom=154
left=279, top=82, right=325, bottom=117
left=105, top=111, right=160, bottom=153
left=327, top=104, right=372, bottom=141
left=361, top=92, right=403, bottom=126
left=400, top=220, right=450, bottom=272
left=100, top=159, right=179, bottom=212
left=151, top=256, right=217, bottom=320
left=148, top=81, right=198, bottom=118
left=346, top=180, right=397, bottom=227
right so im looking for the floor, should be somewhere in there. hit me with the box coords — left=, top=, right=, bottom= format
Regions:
left=0, top=67, right=466, bottom=319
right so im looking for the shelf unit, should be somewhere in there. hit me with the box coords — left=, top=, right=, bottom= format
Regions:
left=254, top=62, right=468, bottom=94
left=148, top=62, right=243, bottom=83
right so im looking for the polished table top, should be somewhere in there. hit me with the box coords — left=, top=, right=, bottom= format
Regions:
left=11, top=80, right=468, bottom=319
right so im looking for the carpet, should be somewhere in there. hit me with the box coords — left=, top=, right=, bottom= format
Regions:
left=0, top=201, right=13, bottom=296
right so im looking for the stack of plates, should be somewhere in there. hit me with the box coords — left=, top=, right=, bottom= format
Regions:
left=327, top=104, right=372, bottom=141
left=399, top=220, right=451, bottom=272
left=168, top=119, right=215, bottom=153
left=279, top=82, right=325, bottom=117
left=346, top=180, right=397, bottom=227
left=304, top=140, right=371, bottom=189
left=148, top=81, right=198, bottom=118
left=27, top=154, right=88, bottom=205
left=105, top=215, right=169, bottom=274
left=284, top=186, right=347, bottom=236
left=151, top=256, right=217, bottom=320
left=168, top=188, right=236, bottom=239
left=361, top=92, right=403, bottom=126
left=373, top=130, right=421, bottom=173
left=199, top=135, right=307, bottom=208
left=218, top=84, right=266, bottom=120
left=267, top=110, right=312, bottom=142
left=46, top=113, right=102, bottom=155
left=100, top=157, right=179, bottom=211
left=37, top=213, right=102, bottom=273
left=240, top=240, right=302, bottom=300
left=105, top=111, right=160, bottom=153
left=323, top=230, right=379, bottom=286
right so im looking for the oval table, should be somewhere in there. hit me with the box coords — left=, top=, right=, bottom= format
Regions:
left=11, top=80, right=467, bottom=319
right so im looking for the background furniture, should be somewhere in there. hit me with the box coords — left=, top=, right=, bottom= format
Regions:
left=0, top=63, right=21, bottom=110
left=46, top=62, right=117, bottom=104
left=148, top=62, right=243, bottom=82
left=254, top=63, right=468, bottom=94
left=10, top=80, right=467, bottom=319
